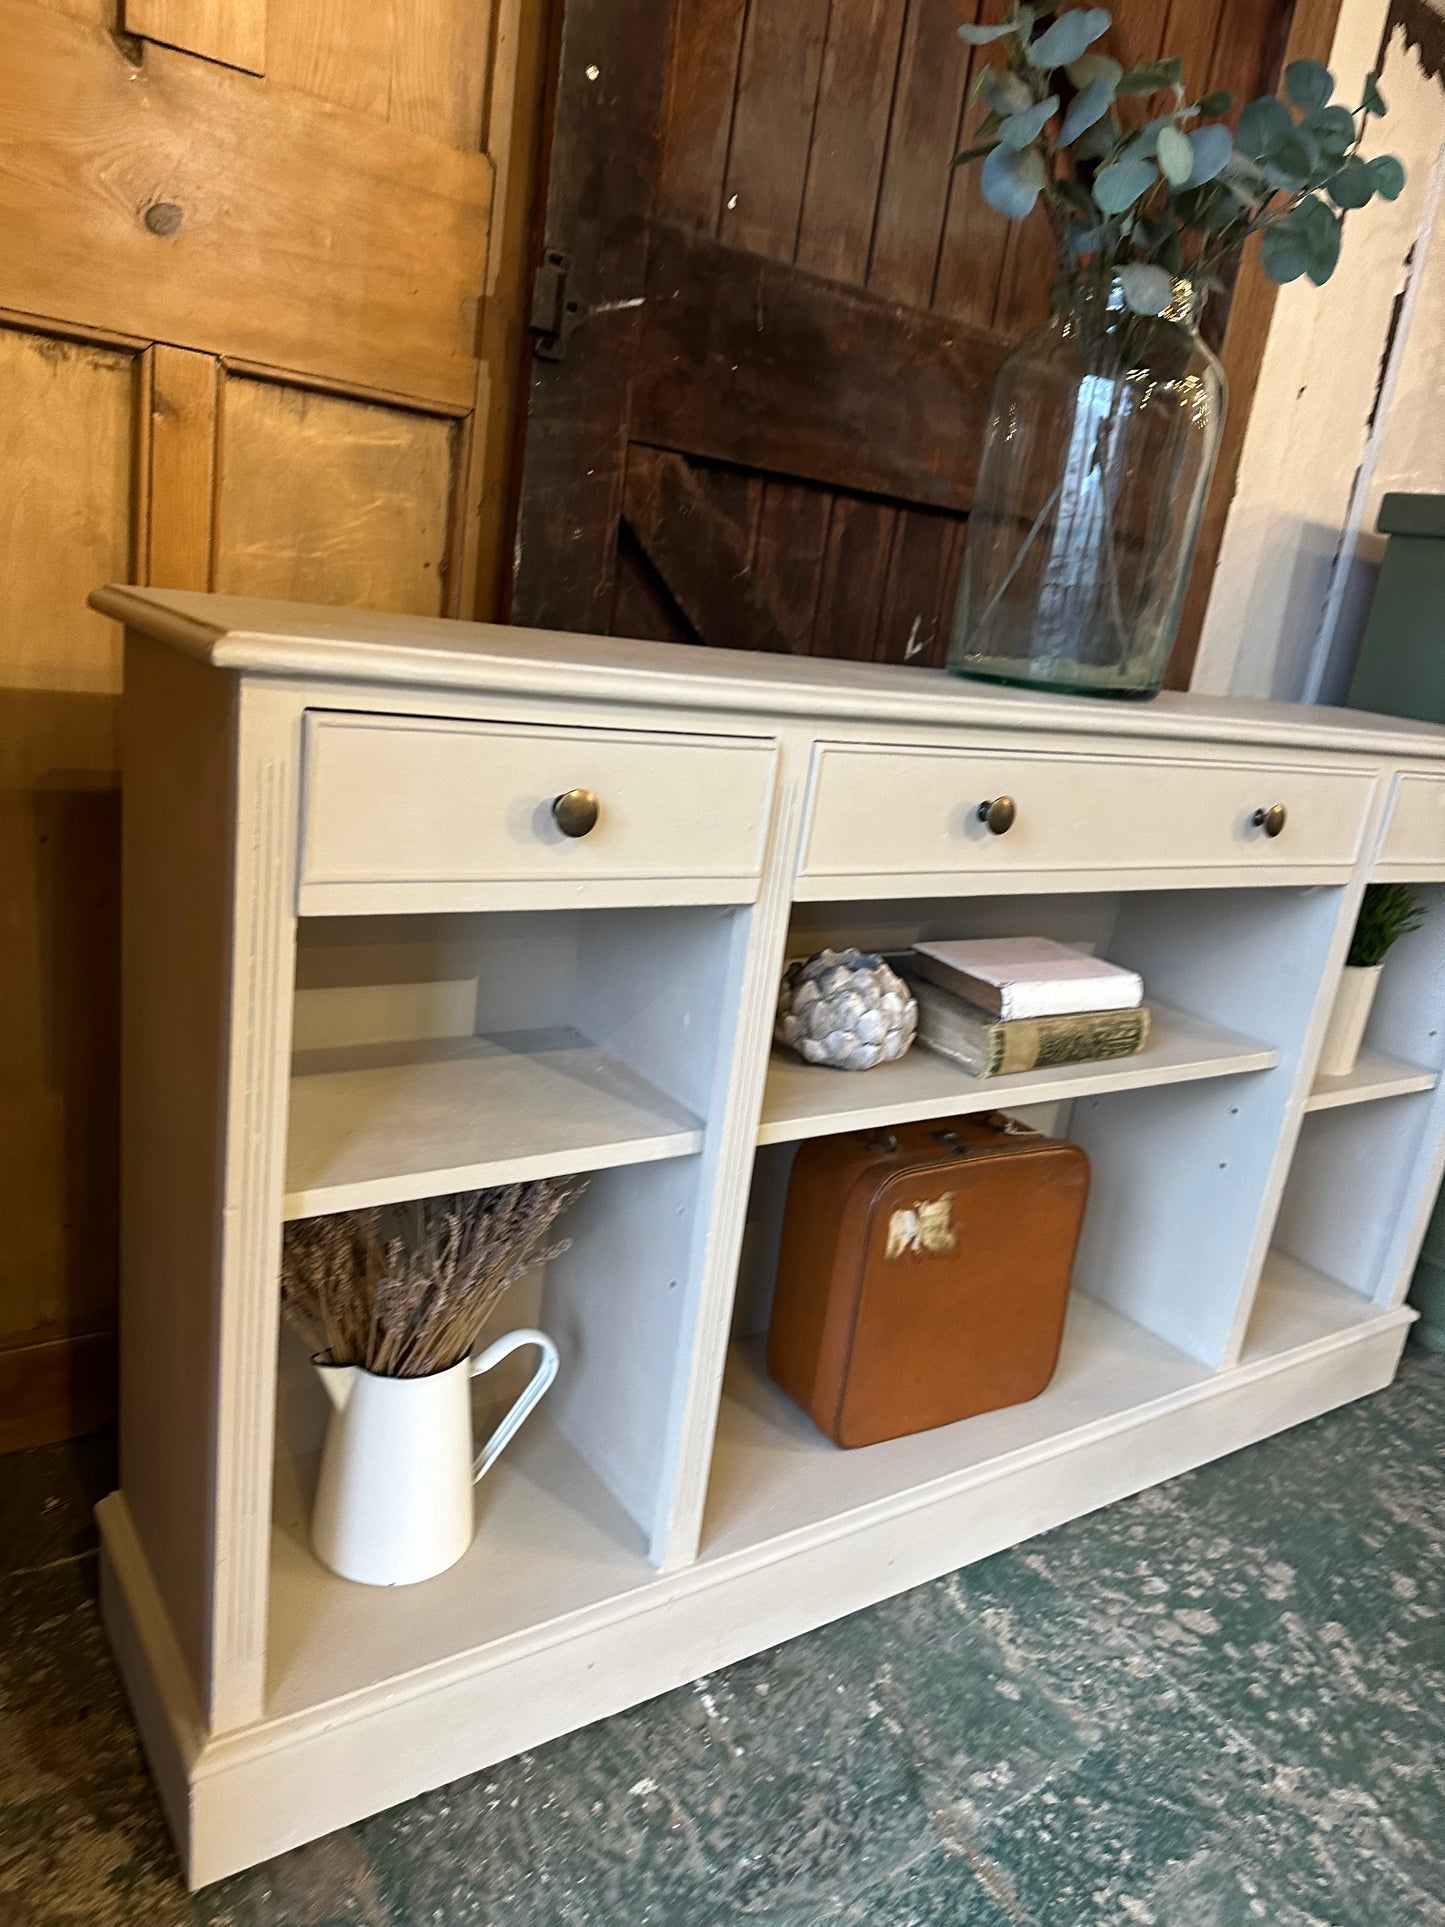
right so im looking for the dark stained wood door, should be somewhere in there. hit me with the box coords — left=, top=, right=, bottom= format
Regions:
left=510, top=0, right=1331, bottom=681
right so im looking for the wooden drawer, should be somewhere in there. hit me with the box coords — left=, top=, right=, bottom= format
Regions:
left=799, top=743, right=1374, bottom=888
left=1378, top=773, right=1445, bottom=873
left=300, top=711, right=776, bottom=906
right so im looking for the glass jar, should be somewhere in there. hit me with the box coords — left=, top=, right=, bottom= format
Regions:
left=948, top=277, right=1225, bottom=700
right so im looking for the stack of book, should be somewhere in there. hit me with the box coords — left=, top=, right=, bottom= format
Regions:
left=896, top=936, right=1149, bottom=1079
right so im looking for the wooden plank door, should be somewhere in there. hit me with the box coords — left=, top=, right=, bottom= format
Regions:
left=510, top=0, right=1336, bottom=675
left=0, top=0, right=553, bottom=1447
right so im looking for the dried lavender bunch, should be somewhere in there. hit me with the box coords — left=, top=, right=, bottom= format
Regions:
left=281, top=1178, right=582, bottom=1378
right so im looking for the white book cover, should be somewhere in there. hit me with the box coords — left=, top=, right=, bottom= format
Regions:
left=910, top=936, right=1143, bottom=1020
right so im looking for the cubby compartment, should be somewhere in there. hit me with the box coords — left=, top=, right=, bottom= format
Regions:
left=285, top=904, right=746, bottom=1214
left=267, top=1158, right=696, bottom=1715
left=265, top=902, right=758, bottom=1714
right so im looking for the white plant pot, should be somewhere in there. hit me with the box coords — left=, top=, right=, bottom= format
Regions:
left=1317, top=964, right=1383, bottom=1079
left=310, top=1328, right=558, bottom=1587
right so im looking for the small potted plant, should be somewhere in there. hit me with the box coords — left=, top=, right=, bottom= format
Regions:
left=1318, top=885, right=1426, bottom=1078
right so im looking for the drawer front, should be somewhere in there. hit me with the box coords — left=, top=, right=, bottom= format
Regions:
left=1380, top=773, right=1445, bottom=870
left=301, top=712, right=776, bottom=895
left=800, top=744, right=1374, bottom=883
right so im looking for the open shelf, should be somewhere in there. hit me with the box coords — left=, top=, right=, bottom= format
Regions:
left=284, top=1027, right=703, bottom=1218
left=701, top=1293, right=1211, bottom=1562
left=1304, top=1046, right=1437, bottom=1114
left=758, top=1002, right=1279, bottom=1147
left=267, top=1410, right=655, bottom=1718
left=1242, top=1249, right=1409, bottom=1363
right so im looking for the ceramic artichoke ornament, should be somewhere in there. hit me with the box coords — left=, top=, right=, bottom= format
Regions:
left=775, top=948, right=918, bottom=1071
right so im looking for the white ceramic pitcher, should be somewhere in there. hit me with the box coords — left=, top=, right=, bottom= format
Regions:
left=310, top=1328, right=559, bottom=1587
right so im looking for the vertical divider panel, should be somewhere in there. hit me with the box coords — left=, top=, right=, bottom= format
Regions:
left=1074, top=879, right=1366, bottom=1369
left=649, top=731, right=814, bottom=1568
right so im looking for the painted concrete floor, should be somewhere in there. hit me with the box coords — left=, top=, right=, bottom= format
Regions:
left=1, top=1354, right=1441, bottom=1927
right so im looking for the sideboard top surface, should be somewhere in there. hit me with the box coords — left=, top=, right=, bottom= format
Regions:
left=93, top=584, right=1445, bottom=764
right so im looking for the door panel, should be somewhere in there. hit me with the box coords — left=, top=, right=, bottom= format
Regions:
left=215, top=378, right=458, bottom=614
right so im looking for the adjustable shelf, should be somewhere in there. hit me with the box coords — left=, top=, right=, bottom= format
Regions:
left=1304, top=1047, right=1436, bottom=1113
left=284, top=1027, right=704, bottom=1219
left=757, top=1002, right=1279, bottom=1146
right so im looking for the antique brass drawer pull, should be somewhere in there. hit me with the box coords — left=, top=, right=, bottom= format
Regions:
left=552, top=788, right=600, bottom=838
left=1252, top=803, right=1287, bottom=838
left=978, top=795, right=1017, bottom=835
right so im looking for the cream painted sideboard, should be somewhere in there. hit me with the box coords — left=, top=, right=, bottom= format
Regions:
left=92, top=586, right=1445, bottom=1886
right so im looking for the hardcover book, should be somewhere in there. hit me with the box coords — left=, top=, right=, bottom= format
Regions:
left=909, top=936, right=1143, bottom=1020
left=903, top=972, right=1151, bottom=1078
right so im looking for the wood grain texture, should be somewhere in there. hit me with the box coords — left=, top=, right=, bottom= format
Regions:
left=868, top=0, right=973, bottom=308
left=0, top=329, right=132, bottom=1362
left=719, top=0, right=830, bottom=260
left=266, top=0, right=493, bottom=147
left=141, top=346, right=218, bottom=593
left=474, top=0, right=558, bottom=618
left=215, top=377, right=455, bottom=615
left=510, top=0, right=673, bottom=630
left=0, top=0, right=492, bottom=410
left=0, top=1326, right=116, bottom=1451
left=656, top=0, right=748, bottom=229
left=631, top=223, right=1005, bottom=508
left=124, top=0, right=267, bottom=74
left=794, top=0, right=905, bottom=285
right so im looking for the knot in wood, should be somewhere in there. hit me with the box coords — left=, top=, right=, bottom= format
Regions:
left=144, top=202, right=184, bottom=238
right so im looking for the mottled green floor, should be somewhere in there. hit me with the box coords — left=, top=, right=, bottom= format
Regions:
left=2, top=1354, right=1442, bottom=1927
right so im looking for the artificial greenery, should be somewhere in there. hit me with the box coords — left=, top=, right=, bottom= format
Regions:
left=954, top=4, right=1406, bottom=318
left=1347, top=884, right=1427, bottom=968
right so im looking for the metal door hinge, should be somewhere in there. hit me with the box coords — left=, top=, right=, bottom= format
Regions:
left=530, top=249, right=584, bottom=361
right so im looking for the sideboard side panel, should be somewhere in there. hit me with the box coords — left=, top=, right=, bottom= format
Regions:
left=120, top=634, right=239, bottom=1715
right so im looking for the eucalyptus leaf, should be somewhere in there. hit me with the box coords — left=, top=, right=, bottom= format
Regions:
left=952, top=140, right=1002, bottom=165
left=1261, top=223, right=1310, bottom=283
left=1093, top=154, right=1157, bottom=214
left=980, top=141, right=1046, bottom=217
left=1119, top=114, right=1172, bottom=164
left=957, top=19, right=1019, bottom=43
left=1369, top=153, right=1406, bottom=200
left=1183, top=122, right=1233, bottom=187
left=1070, top=117, right=1119, bottom=162
left=981, top=64, right=1034, bottom=117
left=1058, top=74, right=1116, bottom=145
left=1305, top=207, right=1342, bottom=283
left=1308, top=103, right=1356, bottom=159
left=1055, top=177, right=1097, bottom=216
left=1118, top=262, right=1174, bottom=314
left=1284, top=59, right=1333, bottom=111
left=1196, top=88, right=1234, bottom=117
left=1361, top=72, right=1387, bottom=116
left=1236, top=94, right=1292, bottom=160
left=1066, top=220, right=1104, bottom=254
left=1001, top=94, right=1059, bottom=146
left=1116, top=57, right=1183, bottom=96
left=1271, top=127, right=1319, bottom=182
left=1026, top=7, right=1110, bottom=69
left=1066, top=52, right=1122, bottom=89
left=1328, top=155, right=1375, bottom=208
left=1156, top=124, right=1193, bottom=186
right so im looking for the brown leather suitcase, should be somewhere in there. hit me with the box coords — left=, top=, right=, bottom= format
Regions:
left=766, top=1113, right=1090, bottom=1447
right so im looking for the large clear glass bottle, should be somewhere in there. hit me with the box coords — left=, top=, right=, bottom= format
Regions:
left=948, top=277, right=1225, bottom=700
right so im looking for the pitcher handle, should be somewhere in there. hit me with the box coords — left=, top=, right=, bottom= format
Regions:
left=470, top=1328, right=560, bottom=1483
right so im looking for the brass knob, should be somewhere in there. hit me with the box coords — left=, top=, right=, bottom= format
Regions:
left=1252, top=803, right=1287, bottom=838
left=552, top=788, right=599, bottom=838
left=977, top=795, right=1016, bottom=836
